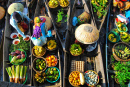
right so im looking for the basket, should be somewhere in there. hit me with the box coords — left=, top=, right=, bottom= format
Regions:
left=46, top=55, right=58, bottom=67
left=107, top=31, right=120, bottom=43
left=48, top=1, right=59, bottom=8
left=45, top=67, right=60, bottom=83
left=46, top=38, right=57, bottom=51
left=112, top=42, right=130, bottom=61
left=68, top=71, right=81, bottom=86
left=70, top=44, right=83, bottom=56
left=85, top=70, right=99, bottom=86
left=59, top=0, right=69, bottom=8
left=33, top=57, right=47, bottom=73
left=32, top=46, right=46, bottom=57
left=120, top=32, right=130, bottom=44
left=71, top=60, right=84, bottom=72
left=117, top=24, right=128, bottom=32
left=9, top=49, right=27, bottom=65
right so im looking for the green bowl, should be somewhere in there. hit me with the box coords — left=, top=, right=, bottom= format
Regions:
left=117, top=24, right=128, bottom=32
left=45, top=67, right=60, bottom=83
left=107, top=31, right=120, bottom=43
left=9, top=49, right=27, bottom=65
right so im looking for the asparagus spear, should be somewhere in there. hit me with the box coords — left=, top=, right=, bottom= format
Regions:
left=20, top=66, right=24, bottom=83
left=15, top=65, right=20, bottom=83
left=23, top=66, right=27, bottom=82
left=6, top=67, right=13, bottom=82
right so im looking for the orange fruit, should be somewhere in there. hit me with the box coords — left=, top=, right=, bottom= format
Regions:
left=52, top=63, right=55, bottom=66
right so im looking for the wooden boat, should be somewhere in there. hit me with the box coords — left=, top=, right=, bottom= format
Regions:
left=63, top=0, right=106, bottom=87
left=106, top=0, right=130, bottom=87
left=45, top=0, right=71, bottom=51
left=3, top=0, right=32, bottom=85
left=90, top=0, right=110, bottom=31
left=31, top=0, right=62, bottom=86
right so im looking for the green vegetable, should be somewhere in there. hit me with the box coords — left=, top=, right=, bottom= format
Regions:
left=10, top=56, right=17, bottom=63
left=10, top=37, right=30, bottom=52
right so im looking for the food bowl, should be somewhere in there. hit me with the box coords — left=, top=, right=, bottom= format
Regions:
left=68, top=71, right=81, bottom=86
left=120, top=32, right=130, bottom=44
left=59, top=0, right=69, bottom=7
left=12, top=39, right=20, bottom=45
left=112, top=42, right=130, bottom=61
left=10, top=33, right=18, bottom=39
left=46, top=55, right=58, bottom=67
left=117, top=24, right=128, bottom=32
left=70, top=44, right=83, bottom=56
left=9, top=49, right=27, bottom=65
left=32, top=46, right=46, bottom=57
left=85, top=70, right=99, bottom=86
left=48, top=0, right=59, bottom=8
left=33, top=57, right=47, bottom=73
left=45, top=67, right=60, bottom=83
left=46, top=39, right=57, bottom=51
left=107, top=31, right=120, bottom=43
left=23, top=35, right=30, bottom=41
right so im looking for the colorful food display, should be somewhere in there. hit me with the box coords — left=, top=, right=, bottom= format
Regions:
left=6, top=65, right=27, bottom=84
left=85, top=70, right=99, bottom=86
left=10, top=37, right=30, bottom=52
left=33, top=58, right=47, bottom=72
left=34, top=72, right=46, bottom=83
left=47, top=39, right=57, bottom=50
left=59, top=0, right=69, bottom=7
left=9, top=49, right=26, bottom=65
left=69, top=71, right=81, bottom=86
left=113, top=43, right=130, bottom=60
left=45, top=67, right=60, bottom=83
left=120, top=32, right=130, bottom=43
left=46, top=55, right=58, bottom=67
left=48, top=0, right=59, bottom=8
left=116, top=21, right=128, bottom=32
left=32, top=46, right=46, bottom=57
left=70, top=44, right=82, bottom=56
left=91, top=0, right=108, bottom=18
left=35, top=59, right=46, bottom=71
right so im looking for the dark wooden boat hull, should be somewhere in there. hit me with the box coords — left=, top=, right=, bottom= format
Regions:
left=90, top=0, right=111, bottom=31
left=45, top=0, right=71, bottom=51
left=3, top=0, right=32, bottom=85
left=63, top=0, right=106, bottom=87
left=31, top=0, right=62, bottom=86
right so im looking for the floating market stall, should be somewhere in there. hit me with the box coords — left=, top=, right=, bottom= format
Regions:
left=106, top=0, right=130, bottom=87
left=90, top=0, right=110, bottom=31
left=31, top=0, right=62, bottom=86
left=3, top=0, right=32, bottom=85
left=63, top=0, right=106, bottom=87
left=45, top=0, right=71, bottom=51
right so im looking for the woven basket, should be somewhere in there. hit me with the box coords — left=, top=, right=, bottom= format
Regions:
left=48, top=2, right=59, bottom=8
left=33, top=57, right=47, bottom=73
left=59, top=1, right=69, bottom=8
left=68, top=71, right=81, bottom=86
left=32, top=46, right=46, bottom=57
left=112, top=42, right=130, bottom=61
left=85, top=70, right=99, bottom=86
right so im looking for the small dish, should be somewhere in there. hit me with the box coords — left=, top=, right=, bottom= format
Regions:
left=32, top=46, right=46, bottom=57
left=9, top=49, right=27, bottom=65
left=12, top=39, right=20, bottom=45
left=45, top=67, right=60, bottom=83
left=23, top=35, right=30, bottom=41
left=10, top=33, right=18, bottom=39
left=33, top=57, right=47, bottom=73
left=46, top=55, right=58, bottom=67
